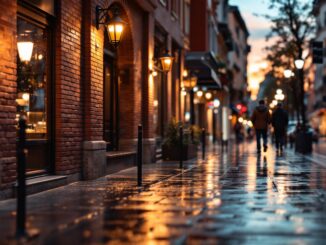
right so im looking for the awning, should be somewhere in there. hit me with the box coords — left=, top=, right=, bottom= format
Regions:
left=185, top=52, right=222, bottom=89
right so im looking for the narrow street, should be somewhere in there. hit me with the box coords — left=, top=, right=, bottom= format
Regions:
left=1, top=143, right=325, bottom=244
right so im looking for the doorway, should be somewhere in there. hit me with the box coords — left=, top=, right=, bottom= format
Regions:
left=104, top=52, right=119, bottom=151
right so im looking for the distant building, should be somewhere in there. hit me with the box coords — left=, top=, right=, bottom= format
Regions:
left=228, top=5, right=250, bottom=105
left=312, top=0, right=326, bottom=135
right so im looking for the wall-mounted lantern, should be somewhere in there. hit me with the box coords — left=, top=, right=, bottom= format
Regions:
left=183, top=76, right=197, bottom=90
left=96, top=5, right=126, bottom=48
left=159, top=50, right=174, bottom=73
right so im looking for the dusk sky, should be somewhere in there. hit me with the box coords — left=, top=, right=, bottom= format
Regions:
left=229, top=0, right=276, bottom=99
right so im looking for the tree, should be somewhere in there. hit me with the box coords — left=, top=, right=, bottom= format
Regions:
left=263, top=0, right=315, bottom=124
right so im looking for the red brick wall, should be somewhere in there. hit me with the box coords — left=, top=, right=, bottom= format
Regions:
left=0, top=0, right=17, bottom=189
left=119, top=0, right=142, bottom=141
left=55, top=0, right=83, bottom=175
left=190, top=0, right=208, bottom=51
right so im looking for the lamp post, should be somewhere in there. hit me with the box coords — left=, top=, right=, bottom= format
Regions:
left=294, top=58, right=306, bottom=127
left=284, top=68, right=300, bottom=122
left=294, top=58, right=312, bottom=154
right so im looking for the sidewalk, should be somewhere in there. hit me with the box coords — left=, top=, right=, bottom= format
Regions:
left=1, top=143, right=326, bottom=244
left=0, top=150, right=210, bottom=244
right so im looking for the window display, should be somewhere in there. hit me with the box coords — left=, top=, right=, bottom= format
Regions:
left=16, top=15, right=51, bottom=173
left=17, top=17, right=48, bottom=140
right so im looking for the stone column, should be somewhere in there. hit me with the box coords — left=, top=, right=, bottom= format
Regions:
left=83, top=141, right=106, bottom=180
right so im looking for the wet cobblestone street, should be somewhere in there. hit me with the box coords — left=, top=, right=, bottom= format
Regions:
left=1, top=143, right=326, bottom=244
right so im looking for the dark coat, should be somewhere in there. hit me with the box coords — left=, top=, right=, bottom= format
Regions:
left=272, top=108, right=288, bottom=131
left=251, top=105, right=271, bottom=130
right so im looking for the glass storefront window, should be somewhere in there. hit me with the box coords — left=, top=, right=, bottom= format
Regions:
left=16, top=15, right=52, bottom=174
left=17, top=17, right=48, bottom=140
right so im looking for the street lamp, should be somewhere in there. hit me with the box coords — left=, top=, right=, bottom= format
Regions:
left=283, top=69, right=293, bottom=78
left=294, top=57, right=306, bottom=125
left=213, top=99, right=220, bottom=108
left=294, top=59, right=304, bottom=69
left=96, top=5, right=126, bottom=48
left=196, top=90, right=203, bottom=98
left=205, top=92, right=212, bottom=100
left=276, top=89, right=283, bottom=95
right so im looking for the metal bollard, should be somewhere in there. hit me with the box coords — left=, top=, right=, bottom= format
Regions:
left=179, top=126, right=183, bottom=169
left=16, top=116, right=27, bottom=238
left=202, top=128, right=206, bottom=160
left=137, top=124, right=143, bottom=186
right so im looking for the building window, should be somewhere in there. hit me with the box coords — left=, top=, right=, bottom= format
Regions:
left=17, top=12, right=53, bottom=173
left=184, top=2, right=190, bottom=35
left=160, top=0, right=167, bottom=8
left=171, top=0, right=180, bottom=19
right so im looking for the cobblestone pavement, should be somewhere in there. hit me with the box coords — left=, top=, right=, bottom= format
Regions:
left=1, top=142, right=326, bottom=245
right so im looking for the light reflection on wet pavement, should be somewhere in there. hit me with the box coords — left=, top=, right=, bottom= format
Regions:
left=1, top=143, right=326, bottom=244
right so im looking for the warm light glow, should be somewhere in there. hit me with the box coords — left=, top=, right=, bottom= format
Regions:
left=193, top=86, right=199, bottom=92
left=197, top=90, right=203, bottom=97
left=276, top=89, right=283, bottom=95
left=183, top=77, right=197, bottom=89
left=153, top=100, right=158, bottom=107
left=272, top=100, right=278, bottom=106
left=238, top=117, right=244, bottom=123
left=185, top=112, right=190, bottom=121
left=182, top=89, right=187, bottom=96
left=248, top=121, right=253, bottom=127
left=17, top=41, right=34, bottom=62
left=243, top=119, right=248, bottom=125
left=107, top=22, right=124, bottom=46
left=205, top=92, right=212, bottom=100
left=284, top=69, right=293, bottom=78
left=213, top=99, right=220, bottom=108
left=183, top=70, right=188, bottom=77
left=275, top=93, right=285, bottom=101
left=295, top=59, right=304, bottom=69
left=270, top=103, right=275, bottom=109
left=160, top=53, right=174, bottom=73
left=22, top=93, right=30, bottom=101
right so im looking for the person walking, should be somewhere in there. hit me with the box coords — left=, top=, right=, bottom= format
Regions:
left=271, top=102, right=288, bottom=153
left=251, top=100, right=271, bottom=154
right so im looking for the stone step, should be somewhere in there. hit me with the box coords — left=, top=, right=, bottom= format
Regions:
left=15, top=175, right=68, bottom=196
left=106, top=151, right=137, bottom=174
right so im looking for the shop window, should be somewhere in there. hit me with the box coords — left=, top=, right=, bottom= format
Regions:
left=171, top=0, right=180, bottom=19
left=160, top=0, right=168, bottom=8
left=17, top=15, right=52, bottom=174
left=184, top=2, right=190, bottom=35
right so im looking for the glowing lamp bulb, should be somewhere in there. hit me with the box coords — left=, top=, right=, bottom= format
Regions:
left=17, top=41, right=34, bottom=62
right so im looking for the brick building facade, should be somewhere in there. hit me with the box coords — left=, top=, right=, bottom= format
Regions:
left=0, top=0, right=190, bottom=199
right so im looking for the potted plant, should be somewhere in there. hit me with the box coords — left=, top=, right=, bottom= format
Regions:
left=162, top=118, right=199, bottom=161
